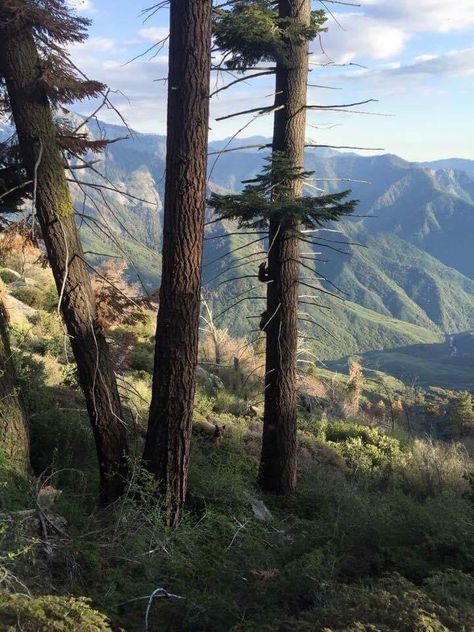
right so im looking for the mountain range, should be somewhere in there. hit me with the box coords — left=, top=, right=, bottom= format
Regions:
left=3, top=114, right=474, bottom=388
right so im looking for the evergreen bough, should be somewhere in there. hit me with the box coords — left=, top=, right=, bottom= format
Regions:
left=208, top=153, right=357, bottom=230
left=213, top=0, right=327, bottom=71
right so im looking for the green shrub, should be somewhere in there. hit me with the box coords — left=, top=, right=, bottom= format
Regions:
left=0, top=268, right=21, bottom=284
left=397, top=439, right=472, bottom=498
left=11, top=285, right=45, bottom=308
left=129, top=341, right=154, bottom=372
left=213, top=390, right=249, bottom=416
left=0, top=594, right=112, bottom=631
left=424, top=570, right=474, bottom=610
left=41, top=284, right=60, bottom=313
left=13, top=351, right=46, bottom=412
left=29, top=312, right=67, bottom=358
left=0, top=456, right=31, bottom=512
left=284, top=573, right=474, bottom=631
left=318, top=421, right=404, bottom=471
left=29, top=406, right=96, bottom=481
left=194, top=389, right=215, bottom=418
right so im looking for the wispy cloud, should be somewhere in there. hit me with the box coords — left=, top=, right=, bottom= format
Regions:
left=317, top=0, right=474, bottom=65
left=344, top=48, right=474, bottom=82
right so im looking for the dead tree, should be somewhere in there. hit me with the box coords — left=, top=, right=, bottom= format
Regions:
left=142, top=0, right=213, bottom=526
left=0, top=0, right=128, bottom=503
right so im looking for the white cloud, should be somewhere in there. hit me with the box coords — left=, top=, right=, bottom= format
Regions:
left=318, top=14, right=407, bottom=63
left=138, top=27, right=169, bottom=43
left=316, top=0, right=474, bottom=65
left=367, top=0, right=474, bottom=34
left=339, top=47, right=474, bottom=87
left=390, top=48, right=474, bottom=77
left=86, top=37, right=117, bottom=53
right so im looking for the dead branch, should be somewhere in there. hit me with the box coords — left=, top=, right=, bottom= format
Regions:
left=209, top=70, right=275, bottom=97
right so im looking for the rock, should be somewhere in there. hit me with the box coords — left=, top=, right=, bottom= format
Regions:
left=193, top=418, right=217, bottom=437
left=3, top=293, right=36, bottom=325
left=37, top=485, right=62, bottom=511
left=196, top=365, right=224, bottom=395
left=10, top=276, right=36, bottom=288
left=268, top=527, right=293, bottom=546
left=250, top=499, right=273, bottom=522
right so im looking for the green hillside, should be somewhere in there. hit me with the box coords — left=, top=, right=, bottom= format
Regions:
left=51, top=116, right=474, bottom=387
left=327, top=332, right=474, bottom=390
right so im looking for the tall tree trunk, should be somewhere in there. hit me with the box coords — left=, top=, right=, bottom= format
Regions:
left=0, top=18, right=128, bottom=503
left=0, top=298, right=30, bottom=475
left=142, top=0, right=212, bottom=525
left=258, top=0, right=310, bottom=493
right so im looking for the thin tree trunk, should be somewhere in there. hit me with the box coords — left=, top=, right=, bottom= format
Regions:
left=0, top=298, right=30, bottom=475
left=258, top=0, right=310, bottom=494
left=142, top=0, right=212, bottom=526
left=0, top=18, right=128, bottom=503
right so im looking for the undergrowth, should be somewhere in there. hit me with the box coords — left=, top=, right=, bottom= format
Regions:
left=1, top=319, right=473, bottom=630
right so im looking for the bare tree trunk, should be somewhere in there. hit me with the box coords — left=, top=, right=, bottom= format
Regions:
left=142, top=0, right=212, bottom=526
left=0, top=18, right=128, bottom=503
left=0, top=298, right=30, bottom=475
left=258, top=0, right=310, bottom=494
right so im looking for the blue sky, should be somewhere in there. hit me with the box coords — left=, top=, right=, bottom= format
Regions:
left=69, top=0, right=474, bottom=162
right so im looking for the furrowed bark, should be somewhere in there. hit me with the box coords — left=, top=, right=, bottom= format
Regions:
left=0, top=15, right=128, bottom=503
left=0, top=298, right=31, bottom=476
left=258, top=0, right=310, bottom=494
left=142, top=0, right=212, bottom=526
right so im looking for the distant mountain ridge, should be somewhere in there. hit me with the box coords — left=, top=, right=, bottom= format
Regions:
left=3, top=115, right=474, bottom=382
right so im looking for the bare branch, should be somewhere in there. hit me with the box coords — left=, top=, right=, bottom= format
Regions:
left=204, top=236, right=266, bottom=267
left=209, top=70, right=275, bottom=97
left=208, top=143, right=270, bottom=156
left=215, top=105, right=275, bottom=122
left=304, top=144, right=384, bottom=151
left=306, top=99, right=378, bottom=110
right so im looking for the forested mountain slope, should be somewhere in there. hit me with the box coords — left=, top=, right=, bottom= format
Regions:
left=4, top=115, right=474, bottom=366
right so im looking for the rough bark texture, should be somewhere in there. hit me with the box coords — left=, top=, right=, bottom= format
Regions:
left=0, top=298, right=30, bottom=475
left=142, top=0, right=212, bottom=525
left=0, top=16, right=128, bottom=503
left=258, top=0, right=310, bottom=494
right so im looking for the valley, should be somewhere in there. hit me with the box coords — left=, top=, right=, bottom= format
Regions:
left=55, top=117, right=474, bottom=391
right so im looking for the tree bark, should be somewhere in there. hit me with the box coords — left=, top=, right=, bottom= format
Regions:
left=0, top=16, right=128, bottom=503
left=0, top=298, right=31, bottom=476
left=258, top=0, right=310, bottom=493
left=142, top=0, right=212, bottom=525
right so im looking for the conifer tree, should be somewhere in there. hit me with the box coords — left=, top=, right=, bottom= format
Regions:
left=142, top=0, right=212, bottom=525
left=0, top=0, right=128, bottom=503
left=447, top=391, right=474, bottom=438
left=211, top=0, right=356, bottom=493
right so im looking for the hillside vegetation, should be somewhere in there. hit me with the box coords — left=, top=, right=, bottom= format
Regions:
left=1, top=246, right=473, bottom=631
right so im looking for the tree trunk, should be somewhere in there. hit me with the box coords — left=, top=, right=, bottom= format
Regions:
left=0, top=298, right=30, bottom=475
left=142, top=0, right=212, bottom=526
left=0, top=17, right=128, bottom=504
left=258, top=0, right=310, bottom=494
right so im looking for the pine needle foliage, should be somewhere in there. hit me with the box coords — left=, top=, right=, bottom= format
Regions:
left=213, top=0, right=327, bottom=71
left=208, top=152, right=357, bottom=229
left=0, top=0, right=109, bottom=207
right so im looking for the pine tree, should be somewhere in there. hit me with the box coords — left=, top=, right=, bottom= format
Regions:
left=0, top=0, right=128, bottom=503
left=447, top=391, right=474, bottom=438
left=142, top=0, right=212, bottom=525
left=211, top=0, right=356, bottom=493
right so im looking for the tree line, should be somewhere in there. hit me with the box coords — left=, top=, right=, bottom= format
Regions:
left=0, top=0, right=359, bottom=526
